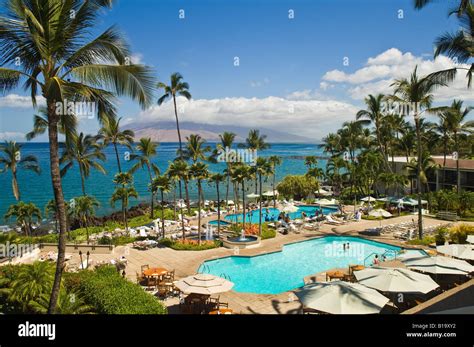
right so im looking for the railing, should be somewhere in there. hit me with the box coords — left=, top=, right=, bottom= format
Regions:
left=363, top=249, right=399, bottom=266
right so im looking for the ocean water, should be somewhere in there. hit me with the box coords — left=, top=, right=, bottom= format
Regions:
left=0, top=142, right=325, bottom=218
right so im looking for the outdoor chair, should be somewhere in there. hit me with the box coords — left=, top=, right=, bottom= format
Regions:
left=141, top=264, right=150, bottom=272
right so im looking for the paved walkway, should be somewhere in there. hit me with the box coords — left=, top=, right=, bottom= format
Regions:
left=59, top=215, right=473, bottom=314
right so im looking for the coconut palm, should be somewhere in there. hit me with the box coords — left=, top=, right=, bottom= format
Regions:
left=268, top=155, right=282, bottom=208
left=0, top=0, right=155, bottom=312
left=414, top=0, right=471, bottom=15
left=110, top=172, right=138, bottom=233
left=167, top=159, right=189, bottom=240
left=232, top=164, right=253, bottom=227
left=4, top=202, right=41, bottom=236
left=30, top=288, right=94, bottom=314
left=208, top=173, right=226, bottom=238
left=98, top=117, right=135, bottom=173
left=218, top=131, right=237, bottom=205
left=405, top=151, right=439, bottom=193
left=390, top=66, right=447, bottom=238
left=70, top=195, right=99, bottom=244
left=254, top=157, right=272, bottom=235
left=0, top=141, right=40, bottom=201
left=182, top=134, right=211, bottom=204
left=321, top=133, right=343, bottom=156
left=151, top=175, right=172, bottom=238
left=45, top=199, right=59, bottom=233
left=241, top=130, right=270, bottom=193
left=304, top=156, right=318, bottom=169
left=25, top=106, right=77, bottom=144
left=60, top=132, right=106, bottom=196
left=157, top=72, right=192, bottom=210
left=130, top=138, right=160, bottom=218
left=326, top=156, right=347, bottom=196
left=189, top=162, right=209, bottom=245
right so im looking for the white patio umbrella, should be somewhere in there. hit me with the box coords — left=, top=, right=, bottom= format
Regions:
left=174, top=274, right=234, bottom=295
left=369, top=209, right=392, bottom=218
left=294, top=281, right=389, bottom=314
left=282, top=204, right=298, bottom=213
left=226, top=200, right=235, bottom=205
left=361, top=196, right=376, bottom=202
left=315, top=188, right=331, bottom=196
left=403, top=256, right=474, bottom=275
left=467, top=235, right=474, bottom=245
left=315, top=198, right=337, bottom=206
left=436, top=244, right=474, bottom=261
left=246, top=193, right=260, bottom=199
left=353, top=266, right=439, bottom=294
left=262, top=190, right=278, bottom=197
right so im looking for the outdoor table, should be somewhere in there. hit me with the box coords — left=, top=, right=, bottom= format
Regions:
left=143, top=267, right=168, bottom=278
left=326, top=270, right=346, bottom=281
left=209, top=308, right=233, bottom=315
left=349, top=265, right=365, bottom=275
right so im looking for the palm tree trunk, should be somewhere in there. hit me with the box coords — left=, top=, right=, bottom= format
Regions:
left=197, top=181, right=202, bottom=246
left=147, top=164, right=154, bottom=219
left=161, top=191, right=166, bottom=239
left=178, top=180, right=186, bottom=241
left=414, top=109, right=423, bottom=239
left=272, top=173, right=276, bottom=208
left=216, top=182, right=221, bottom=238
left=123, top=203, right=128, bottom=233
left=225, top=169, right=230, bottom=205
left=47, top=112, right=69, bottom=314
left=113, top=142, right=122, bottom=173
left=259, top=174, right=263, bottom=235
left=242, top=181, right=246, bottom=228
left=455, top=133, right=460, bottom=193
left=79, top=165, right=86, bottom=196
left=12, top=171, right=20, bottom=201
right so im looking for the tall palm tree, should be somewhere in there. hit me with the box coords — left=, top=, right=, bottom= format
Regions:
left=241, top=130, right=270, bottom=193
left=326, top=156, right=346, bottom=195
left=218, top=132, right=236, bottom=205
left=130, top=138, right=160, bottom=219
left=255, top=157, right=272, bottom=235
left=60, top=132, right=106, bottom=196
left=31, top=288, right=93, bottom=314
left=110, top=172, right=137, bottom=233
left=356, top=94, right=391, bottom=171
left=268, top=155, right=282, bottom=208
left=157, top=72, right=192, bottom=210
left=304, top=156, right=318, bottom=169
left=208, top=173, right=226, bottom=238
left=0, top=141, right=40, bottom=201
left=151, top=175, right=172, bottom=238
left=0, top=0, right=155, bottom=312
left=414, top=0, right=471, bottom=15
left=232, top=164, right=253, bottom=227
left=45, top=199, right=60, bottom=233
left=391, top=66, right=447, bottom=238
left=321, top=133, right=343, bottom=156
left=70, top=195, right=99, bottom=244
left=25, top=106, right=77, bottom=145
left=98, top=117, right=135, bottom=173
left=4, top=202, right=41, bottom=237
left=182, top=134, right=211, bottom=205
left=405, top=151, right=439, bottom=194
left=189, top=162, right=209, bottom=245
left=167, top=159, right=189, bottom=240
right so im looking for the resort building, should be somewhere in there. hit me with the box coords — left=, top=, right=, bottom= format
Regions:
left=389, top=156, right=474, bottom=192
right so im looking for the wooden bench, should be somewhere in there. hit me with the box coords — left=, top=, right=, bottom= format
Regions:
left=436, top=211, right=458, bottom=221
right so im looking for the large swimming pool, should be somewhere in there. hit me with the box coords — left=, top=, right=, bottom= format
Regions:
left=198, top=236, right=425, bottom=294
left=224, top=205, right=338, bottom=224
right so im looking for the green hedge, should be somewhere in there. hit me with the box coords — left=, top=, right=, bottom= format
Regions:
left=64, top=266, right=167, bottom=314
left=159, top=238, right=222, bottom=250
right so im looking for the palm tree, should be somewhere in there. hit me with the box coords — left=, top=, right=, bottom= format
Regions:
left=0, top=0, right=155, bottom=312
left=218, top=132, right=237, bottom=205
left=60, top=132, right=106, bottom=196
left=426, top=2, right=474, bottom=87
left=157, top=73, right=192, bottom=210
left=304, top=156, right=318, bottom=169
left=4, top=202, right=41, bottom=237
left=110, top=172, right=138, bottom=233
left=208, top=173, right=226, bottom=238
left=232, top=164, right=253, bottom=227
left=414, top=0, right=471, bottom=15
left=70, top=196, right=99, bottom=244
left=391, top=66, right=447, bottom=238
left=254, top=158, right=272, bottom=235
left=45, top=199, right=59, bottom=233
left=189, top=162, right=209, bottom=245
left=356, top=94, right=391, bottom=171
left=151, top=175, right=172, bottom=238
left=130, top=138, right=160, bottom=218
left=405, top=151, right=439, bottom=193
left=241, top=130, right=270, bottom=193
left=326, top=156, right=346, bottom=195
left=0, top=141, right=40, bottom=200
left=268, top=155, right=282, bottom=208
left=26, top=106, right=77, bottom=145
left=182, top=134, right=211, bottom=204
left=98, top=117, right=135, bottom=173
left=31, top=288, right=93, bottom=314
left=321, top=133, right=343, bottom=156
left=167, top=159, right=189, bottom=240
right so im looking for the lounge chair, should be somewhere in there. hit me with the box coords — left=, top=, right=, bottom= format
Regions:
left=325, top=215, right=344, bottom=225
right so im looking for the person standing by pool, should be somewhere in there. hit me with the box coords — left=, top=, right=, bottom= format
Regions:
left=372, top=255, right=380, bottom=265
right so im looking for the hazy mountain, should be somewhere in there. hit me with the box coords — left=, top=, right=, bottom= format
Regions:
left=129, top=121, right=316, bottom=143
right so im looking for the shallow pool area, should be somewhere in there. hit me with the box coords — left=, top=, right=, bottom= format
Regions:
left=224, top=205, right=338, bottom=224
left=198, top=236, right=426, bottom=294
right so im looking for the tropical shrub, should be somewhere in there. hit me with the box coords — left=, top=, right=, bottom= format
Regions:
left=434, top=227, right=449, bottom=245
left=159, top=238, right=221, bottom=250
left=448, top=224, right=474, bottom=244
left=64, top=266, right=167, bottom=314
left=276, top=175, right=319, bottom=200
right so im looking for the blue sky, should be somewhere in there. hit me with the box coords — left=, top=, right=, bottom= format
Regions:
left=0, top=0, right=471, bottom=141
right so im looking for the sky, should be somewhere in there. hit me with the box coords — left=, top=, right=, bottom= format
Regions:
left=0, top=0, right=472, bottom=141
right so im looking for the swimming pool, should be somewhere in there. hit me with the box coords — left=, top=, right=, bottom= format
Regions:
left=224, top=205, right=338, bottom=224
left=198, top=236, right=426, bottom=294
left=208, top=220, right=231, bottom=226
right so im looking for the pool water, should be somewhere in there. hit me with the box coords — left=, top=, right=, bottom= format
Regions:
left=224, top=205, right=338, bottom=224
left=208, top=220, right=231, bottom=226
left=198, top=236, right=426, bottom=294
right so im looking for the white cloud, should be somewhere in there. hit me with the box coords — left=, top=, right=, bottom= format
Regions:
left=0, top=94, right=45, bottom=108
left=0, top=132, right=25, bottom=141
left=131, top=95, right=358, bottom=139
left=322, top=48, right=474, bottom=102
left=250, top=77, right=270, bottom=88
left=130, top=53, right=144, bottom=65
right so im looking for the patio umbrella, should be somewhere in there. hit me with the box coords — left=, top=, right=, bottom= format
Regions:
left=174, top=274, right=234, bottom=295
left=467, top=235, right=474, bottom=244
left=369, top=209, right=392, bottom=218
left=315, top=188, right=331, bottom=196
left=436, top=244, right=474, bottom=261
left=315, top=198, right=337, bottom=206
left=294, top=281, right=389, bottom=314
left=226, top=200, right=235, bottom=205
left=353, top=266, right=439, bottom=294
left=262, top=190, right=278, bottom=197
left=361, top=196, right=376, bottom=202
left=282, top=204, right=298, bottom=213
left=403, top=256, right=474, bottom=275
left=246, top=193, right=260, bottom=199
